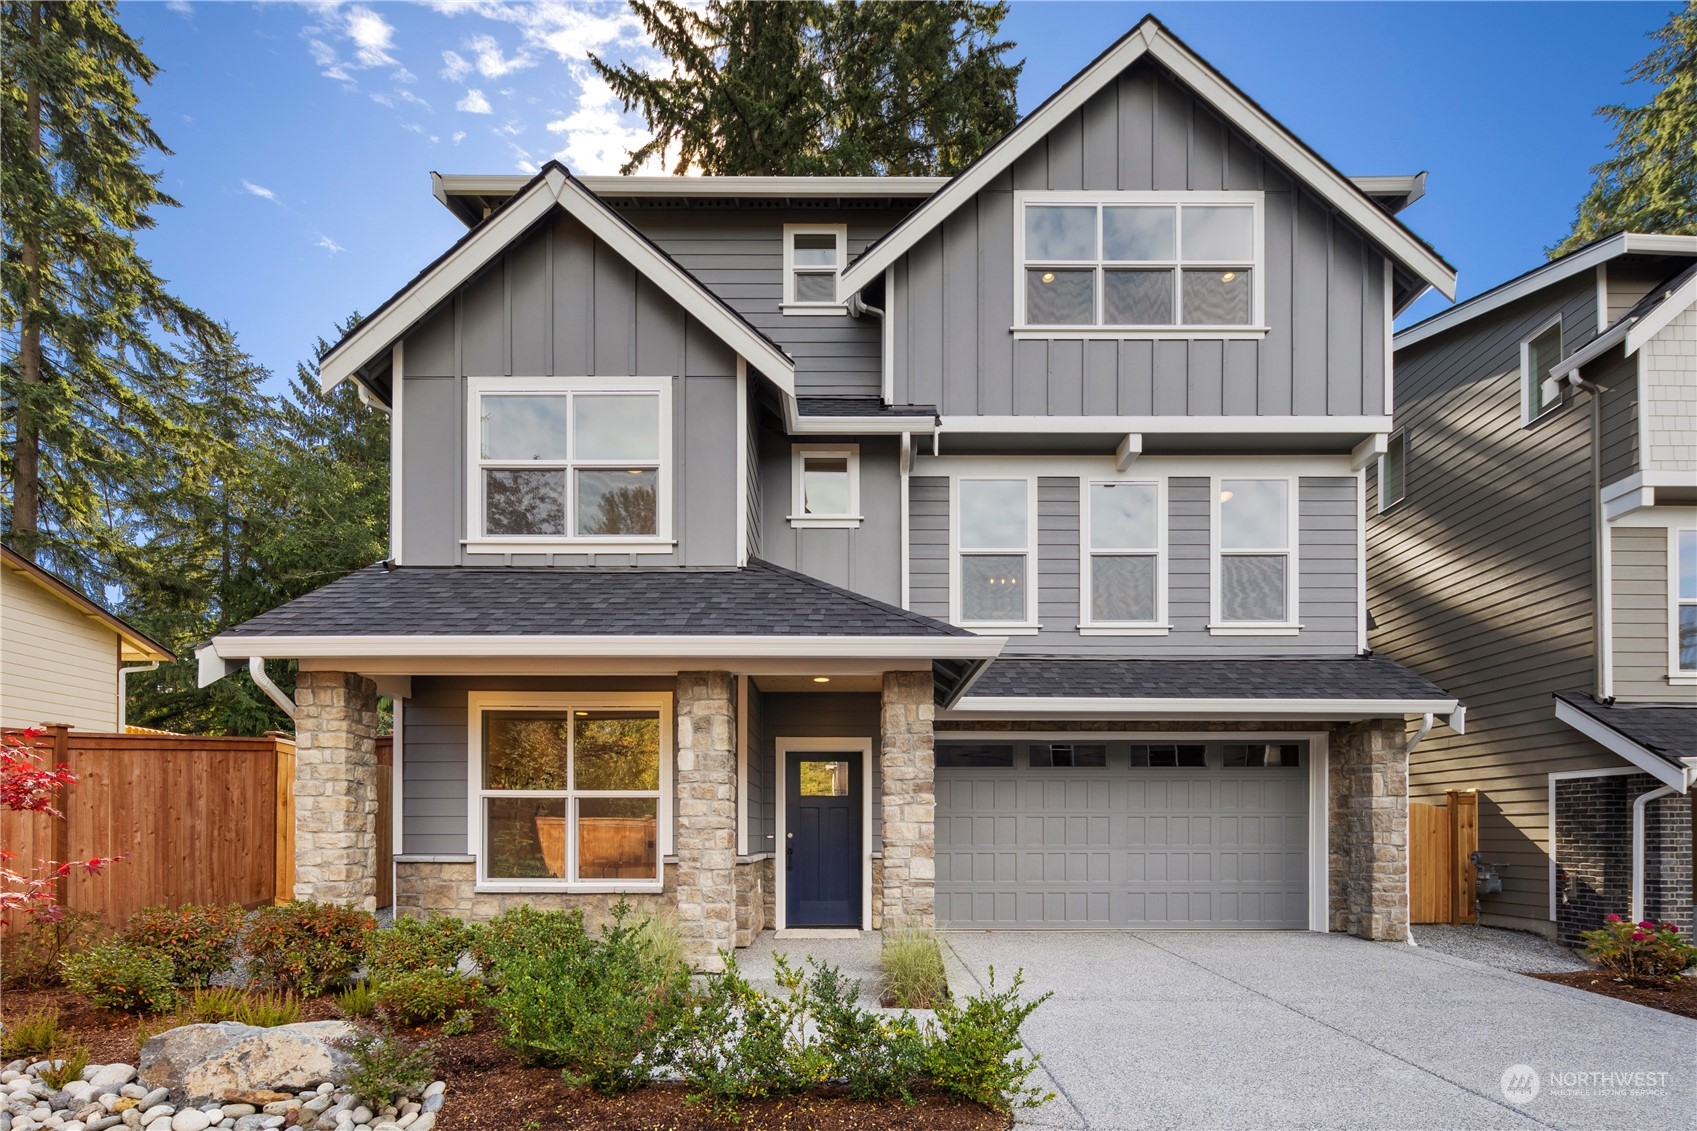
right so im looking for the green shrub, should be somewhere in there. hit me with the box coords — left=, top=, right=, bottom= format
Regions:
left=39, top=1042, right=90, bottom=1090
left=368, top=915, right=475, bottom=979
left=490, top=902, right=689, bottom=1094
left=337, top=981, right=377, bottom=1019
left=1582, top=915, right=1697, bottom=981
left=668, top=953, right=830, bottom=1107
left=62, top=940, right=178, bottom=1014
left=810, top=961, right=926, bottom=1103
left=923, top=967, right=1054, bottom=1112
left=0, top=911, right=106, bottom=989
left=245, top=901, right=374, bottom=997
left=334, top=1028, right=436, bottom=1110
left=468, top=905, right=589, bottom=987
left=376, top=969, right=485, bottom=1026
left=632, top=911, right=687, bottom=975
left=0, top=1004, right=60, bottom=1058
left=187, top=986, right=248, bottom=1023
left=238, top=990, right=302, bottom=1027
left=879, top=927, right=949, bottom=1008
left=123, top=903, right=247, bottom=988
left=441, top=1008, right=476, bottom=1037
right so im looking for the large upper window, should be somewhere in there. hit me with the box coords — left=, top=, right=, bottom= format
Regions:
left=471, top=693, right=671, bottom=889
left=1083, top=480, right=1164, bottom=628
left=1678, top=529, right=1696, bottom=674
left=468, top=379, right=669, bottom=548
left=1017, top=193, right=1262, bottom=330
left=955, top=477, right=1034, bottom=627
left=1214, top=477, right=1296, bottom=628
left=783, top=224, right=848, bottom=312
left=1521, top=317, right=1564, bottom=424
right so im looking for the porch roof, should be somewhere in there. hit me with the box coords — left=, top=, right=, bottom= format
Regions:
left=1555, top=691, right=1694, bottom=783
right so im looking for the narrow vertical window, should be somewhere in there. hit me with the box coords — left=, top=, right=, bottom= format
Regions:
left=783, top=225, right=848, bottom=310
left=1085, top=480, right=1162, bottom=625
left=1379, top=431, right=1406, bottom=512
left=1678, top=529, right=1696, bottom=673
left=1217, top=478, right=1293, bottom=624
left=957, top=478, right=1031, bottom=625
left=1521, top=319, right=1564, bottom=424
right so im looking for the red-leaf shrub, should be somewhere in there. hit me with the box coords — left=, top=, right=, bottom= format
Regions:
left=245, top=901, right=375, bottom=996
left=125, top=903, right=248, bottom=987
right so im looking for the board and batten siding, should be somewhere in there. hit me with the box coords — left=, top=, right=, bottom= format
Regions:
left=756, top=435, right=903, bottom=605
left=399, top=211, right=741, bottom=568
left=908, top=470, right=1357, bottom=657
left=1371, top=273, right=1611, bottom=933
left=610, top=206, right=916, bottom=400
left=888, top=62, right=1389, bottom=419
left=754, top=691, right=884, bottom=853
left=0, top=565, right=120, bottom=732
left=1611, top=526, right=1671, bottom=703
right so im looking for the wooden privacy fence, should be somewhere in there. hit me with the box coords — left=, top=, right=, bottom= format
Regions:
left=1410, top=789, right=1479, bottom=925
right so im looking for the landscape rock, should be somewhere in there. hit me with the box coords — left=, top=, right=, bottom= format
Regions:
left=89, top=1068, right=136, bottom=1091
left=139, top=1025, right=353, bottom=1107
left=170, top=1110, right=212, bottom=1131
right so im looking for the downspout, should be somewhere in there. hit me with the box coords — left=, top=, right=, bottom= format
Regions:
left=1401, top=712, right=1434, bottom=758
left=1630, top=784, right=1677, bottom=924
left=117, top=662, right=161, bottom=732
left=1401, top=712, right=1435, bottom=944
left=249, top=656, right=297, bottom=721
left=1566, top=372, right=1608, bottom=700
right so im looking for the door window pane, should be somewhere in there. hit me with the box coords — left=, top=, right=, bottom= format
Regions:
left=1181, top=268, right=1252, bottom=325
left=483, top=713, right=570, bottom=790
left=1104, top=269, right=1174, bottom=324
left=791, top=232, right=839, bottom=267
left=1103, top=206, right=1175, bottom=260
left=1220, top=480, right=1288, bottom=549
left=572, top=712, right=660, bottom=791
left=1026, top=268, right=1094, bottom=324
left=793, top=271, right=838, bottom=303
left=574, top=395, right=659, bottom=462
left=959, top=480, right=1028, bottom=548
left=1182, top=206, right=1254, bottom=260
left=576, top=798, right=658, bottom=880
left=802, top=456, right=851, bottom=515
left=799, top=760, right=850, bottom=797
left=1092, top=555, right=1156, bottom=622
left=576, top=469, right=658, bottom=536
left=485, top=470, right=565, bottom=536
left=1221, top=555, right=1286, bottom=621
left=1025, top=205, right=1097, bottom=260
left=1090, top=482, right=1158, bottom=549
left=487, top=797, right=565, bottom=879
left=481, top=395, right=568, bottom=460
left=961, top=555, right=1027, bottom=621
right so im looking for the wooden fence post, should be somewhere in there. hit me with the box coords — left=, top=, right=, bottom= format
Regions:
left=274, top=736, right=296, bottom=904
left=44, top=724, right=72, bottom=911
left=1447, top=789, right=1478, bottom=926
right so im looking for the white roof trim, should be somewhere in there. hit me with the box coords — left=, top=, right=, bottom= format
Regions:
left=946, top=695, right=1459, bottom=720
left=322, top=166, right=796, bottom=397
left=1397, top=233, right=1697, bottom=350
left=1623, top=268, right=1697, bottom=356
left=836, top=18, right=1456, bottom=303
left=434, top=172, right=948, bottom=212
left=1554, top=698, right=1688, bottom=792
left=1350, top=173, right=1427, bottom=212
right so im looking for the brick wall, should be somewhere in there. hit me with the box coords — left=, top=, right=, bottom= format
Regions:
left=1555, top=772, right=1693, bottom=945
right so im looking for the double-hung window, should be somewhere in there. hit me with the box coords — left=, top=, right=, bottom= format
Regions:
left=1678, top=529, right=1696, bottom=676
left=783, top=224, right=848, bottom=312
left=1520, top=317, right=1564, bottom=424
left=1082, top=479, right=1164, bottom=629
left=1017, top=192, right=1262, bottom=331
left=471, top=693, right=671, bottom=890
left=1214, top=477, right=1296, bottom=628
left=789, top=445, right=861, bottom=527
left=468, top=378, right=670, bottom=549
left=955, top=477, right=1034, bottom=627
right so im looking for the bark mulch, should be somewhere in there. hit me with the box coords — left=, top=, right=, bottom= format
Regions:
left=1528, top=970, right=1697, bottom=1020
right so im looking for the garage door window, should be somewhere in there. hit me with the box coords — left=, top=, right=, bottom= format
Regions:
left=1127, top=743, right=1207, bottom=767
left=1222, top=743, right=1302, bottom=767
left=1030, top=743, right=1107, bottom=768
left=936, top=743, right=1015, bottom=768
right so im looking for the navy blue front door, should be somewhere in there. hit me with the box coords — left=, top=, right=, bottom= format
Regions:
left=786, top=751, right=862, bottom=927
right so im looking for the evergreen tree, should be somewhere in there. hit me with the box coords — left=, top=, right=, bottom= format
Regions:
left=1, top=0, right=221, bottom=584
left=1551, top=2, right=1697, bottom=256
left=591, top=0, right=1021, bottom=176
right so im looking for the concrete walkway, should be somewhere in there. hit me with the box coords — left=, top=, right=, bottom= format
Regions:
left=942, top=931, right=1695, bottom=1131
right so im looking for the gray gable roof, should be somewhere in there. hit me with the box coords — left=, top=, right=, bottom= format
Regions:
left=221, top=559, right=972, bottom=640
left=968, top=655, right=1451, bottom=701
left=1556, top=691, right=1693, bottom=769
left=796, top=397, right=937, bottom=420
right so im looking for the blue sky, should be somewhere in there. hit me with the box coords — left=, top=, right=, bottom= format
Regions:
left=123, top=1, right=1672, bottom=390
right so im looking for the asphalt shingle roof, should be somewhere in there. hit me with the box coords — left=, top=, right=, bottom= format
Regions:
left=1556, top=691, right=1694, bottom=769
left=222, top=559, right=971, bottom=639
left=795, top=398, right=938, bottom=419
left=968, top=656, right=1453, bottom=701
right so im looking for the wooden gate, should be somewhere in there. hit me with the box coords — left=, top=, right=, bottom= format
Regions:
left=1410, top=789, right=1478, bottom=924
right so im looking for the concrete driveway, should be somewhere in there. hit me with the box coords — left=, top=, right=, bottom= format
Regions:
left=942, top=931, right=1695, bottom=1131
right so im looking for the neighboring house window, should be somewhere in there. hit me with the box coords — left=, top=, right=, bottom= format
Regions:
left=955, top=477, right=1035, bottom=627
left=1378, top=431, right=1407, bottom=513
left=1016, top=192, right=1263, bottom=331
left=783, top=224, right=848, bottom=312
left=1678, top=528, right=1696, bottom=674
left=789, top=445, right=861, bottom=527
left=470, top=692, right=671, bottom=890
left=1213, top=477, right=1297, bottom=628
left=467, top=378, right=670, bottom=549
left=1082, top=479, right=1165, bottom=629
left=1520, top=317, right=1564, bottom=424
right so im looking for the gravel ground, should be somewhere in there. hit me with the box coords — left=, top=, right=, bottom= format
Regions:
left=1411, top=922, right=1590, bottom=972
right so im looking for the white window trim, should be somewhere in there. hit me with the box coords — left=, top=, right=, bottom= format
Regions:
left=1519, top=314, right=1565, bottom=427
left=463, top=376, right=674, bottom=553
left=788, top=444, right=863, bottom=528
left=467, top=690, right=674, bottom=893
left=1013, top=190, right=1267, bottom=336
left=1209, top=475, right=1301, bottom=633
left=1078, top=476, right=1169, bottom=634
left=772, top=736, right=875, bottom=932
left=1672, top=524, right=1696, bottom=683
left=1376, top=429, right=1407, bottom=515
left=782, top=223, right=849, bottom=313
left=950, top=475, right=1040, bottom=633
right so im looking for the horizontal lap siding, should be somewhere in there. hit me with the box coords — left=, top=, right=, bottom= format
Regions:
left=1611, top=527, right=1670, bottom=701
left=0, top=569, right=118, bottom=732
left=1371, top=275, right=1607, bottom=928
left=909, top=476, right=951, bottom=619
left=892, top=62, right=1387, bottom=419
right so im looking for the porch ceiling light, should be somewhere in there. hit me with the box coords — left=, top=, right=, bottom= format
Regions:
left=812, top=676, right=831, bottom=683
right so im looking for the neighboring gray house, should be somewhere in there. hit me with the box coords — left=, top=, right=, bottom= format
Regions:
left=198, top=16, right=1465, bottom=964
left=1373, top=235, right=1696, bottom=942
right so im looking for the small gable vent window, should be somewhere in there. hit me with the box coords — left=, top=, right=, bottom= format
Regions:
left=783, top=224, right=848, bottom=313
left=1521, top=317, right=1564, bottom=424
left=1378, top=431, right=1407, bottom=513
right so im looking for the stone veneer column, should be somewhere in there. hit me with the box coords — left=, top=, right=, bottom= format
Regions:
left=293, top=670, right=380, bottom=911
left=880, top=670, right=936, bottom=929
left=675, top=672, right=737, bottom=969
left=1328, top=718, right=1409, bottom=941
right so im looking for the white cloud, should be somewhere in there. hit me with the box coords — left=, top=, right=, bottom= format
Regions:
left=544, top=68, right=653, bottom=174
left=467, top=33, right=534, bottom=77
left=452, top=130, right=467, bottom=145
left=427, top=1, right=648, bottom=64
left=440, top=50, right=470, bottom=82
left=316, top=235, right=345, bottom=254
left=457, top=88, right=494, bottom=114
left=344, top=5, right=398, bottom=68
left=370, top=92, right=395, bottom=108
left=495, top=119, right=524, bottom=137
left=303, top=4, right=402, bottom=87
left=241, top=179, right=280, bottom=203
left=165, top=1, right=193, bottom=16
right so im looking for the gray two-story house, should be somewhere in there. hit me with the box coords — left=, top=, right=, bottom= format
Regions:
left=1373, top=234, right=1695, bottom=943
left=199, top=16, right=1461, bottom=964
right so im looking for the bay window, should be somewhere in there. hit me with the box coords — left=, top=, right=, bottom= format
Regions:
left=1214, top=477, right=1297, bottom=629
left=955, top=477, right=1035, bottom=627
left=1083, top=479, right=1164, bottom=629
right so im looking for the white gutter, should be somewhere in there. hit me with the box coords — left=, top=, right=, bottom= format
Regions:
left=249, top=656, right=297, bottom=720
left=205, top=633, right=1006, bottom=665
left=1630, top=784, right=1677, bottom=923
left=946, top=696, right=1460, bottom=720
left=117, top=662, right=161, bottom=731
left=1402, top=712, right=1434, bottom=758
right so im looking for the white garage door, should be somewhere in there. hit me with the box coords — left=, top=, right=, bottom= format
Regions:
left=936, top=739, right=1311, bottom=929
